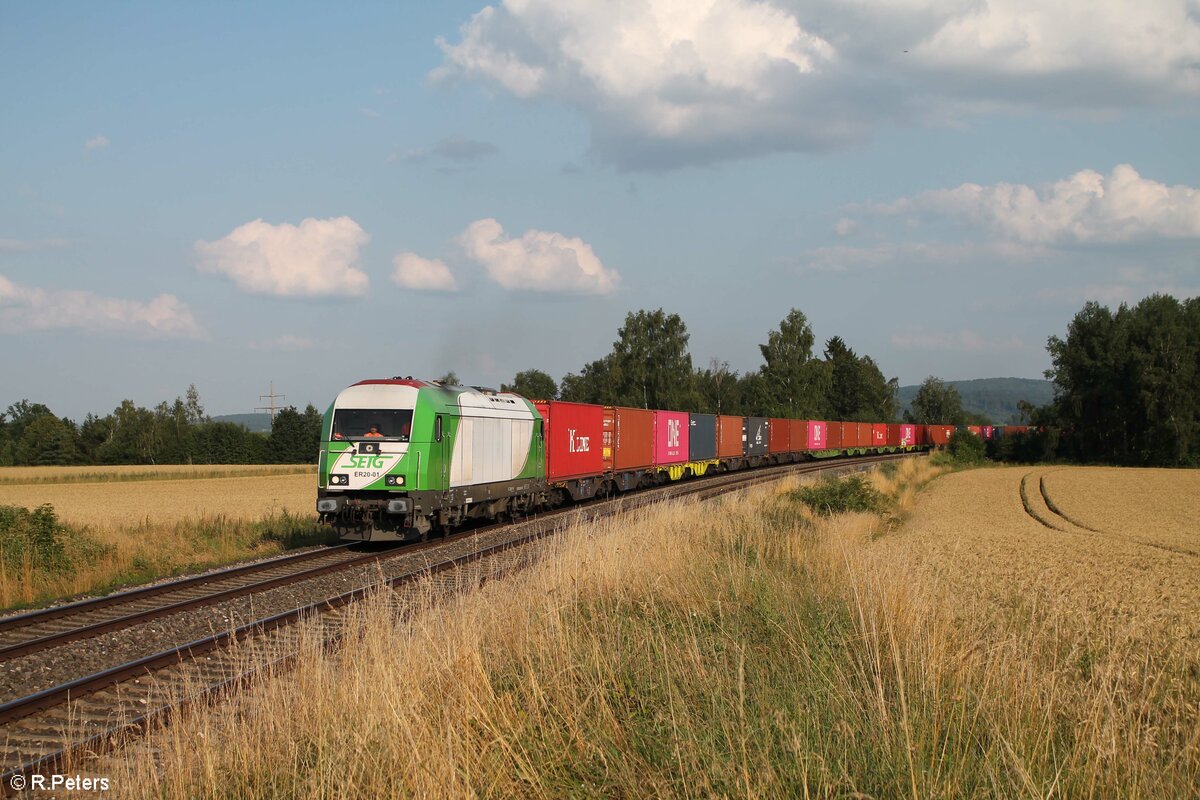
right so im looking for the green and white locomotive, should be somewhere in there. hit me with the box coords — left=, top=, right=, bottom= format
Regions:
left=316, top=378, right=545, bottom=542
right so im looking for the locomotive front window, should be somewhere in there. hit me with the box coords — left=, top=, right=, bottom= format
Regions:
left=331, top=409, right=414, bottom=442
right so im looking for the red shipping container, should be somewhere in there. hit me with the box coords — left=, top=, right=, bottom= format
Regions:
left=534, top=401, right=606, bottom=481
left=826, top=421, right=843, bottom=449
left=838, top=422, right=856, bottom=448
left=1003, top=425, right=1030, bottom=437
left=654, top=410, right=689, bottom=465
left=857, top=423, right=872, bottom=448
left=967, top=425, right=983, bottom=438
left=886, top=424, right=902, bottom=447
left=789, top=419, right=806, bottom=452
left=806, top=420, right=828, bottom=450
left=769, top=418, right=791, bottom=453
left=716, top=415, right=743, bottom=458
left=871, top=424, right=888, bottom=446
left=928, top=425, right=954, bottom=445
left=612, top=406, right=654, bottom=470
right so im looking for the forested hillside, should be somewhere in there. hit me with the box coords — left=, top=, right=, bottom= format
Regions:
left=896, top=378, right=1054, bottom=424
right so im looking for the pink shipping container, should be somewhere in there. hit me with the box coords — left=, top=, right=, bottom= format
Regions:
left=806, top=420, right=828, bottom=450
left=534, top=401, right=607, bottom=482
left=611, top=407, right=654, bottom=470
left=981, top=425, right=994, bottom=440
left=900, top=423, right=915, bottom=446
left=654, top=410, right=689, bottom=465
left=768, top=418, right=791, bottom=454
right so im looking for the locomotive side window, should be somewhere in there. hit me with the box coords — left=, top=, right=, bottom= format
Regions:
left=331, top=409, right=414, bottom=441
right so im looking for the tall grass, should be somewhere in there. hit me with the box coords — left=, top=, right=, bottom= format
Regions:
left=0, top=507, right=330, bottom=610
left=105, top=458, right=1197, bottom=798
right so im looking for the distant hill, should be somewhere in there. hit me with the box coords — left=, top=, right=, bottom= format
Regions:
left=896, top=378, right=1055, bottom=425
left=211, top=413, right=273, bottom=433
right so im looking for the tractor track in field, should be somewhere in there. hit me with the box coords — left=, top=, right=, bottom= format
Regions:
left=0, top=452, right=919, bottom=792
left=1020, top=469, right=1198, bottom=558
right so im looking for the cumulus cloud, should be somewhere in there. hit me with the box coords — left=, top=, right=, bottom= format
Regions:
left=891, top=327, right=1024, bottom=353
left=434, top=0, right=1200, bottom=168
left=195, top=217, right=370, bottom=298
left=459, top=218, right=620, bottom=295
left=84, top=134, right=109, bottom=151
left=881, top=165, right=1200, bottom=244
left=0, top=274, right=203, bottom=339
left=392, top=252, right=460, bottom=292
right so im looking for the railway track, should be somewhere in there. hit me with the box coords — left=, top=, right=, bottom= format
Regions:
left=0, top=452, right=919, bottom=792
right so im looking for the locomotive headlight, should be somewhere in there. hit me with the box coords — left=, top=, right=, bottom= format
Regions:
left=329, top=473, right=348, bottom=485
left=385, top=475, right=405, bottom=486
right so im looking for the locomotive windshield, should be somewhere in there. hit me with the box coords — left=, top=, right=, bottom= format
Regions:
left=331, top=409, right=414, bottom=442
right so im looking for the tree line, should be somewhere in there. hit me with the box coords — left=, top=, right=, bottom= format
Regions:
left=0, top=388, right=324, bottom=467
left=503, top=308, right=910, bottom=422
left=9, top=297, right=1190, bottom=468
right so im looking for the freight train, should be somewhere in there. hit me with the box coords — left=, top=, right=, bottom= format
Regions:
left=314, top=377, right=1019, bottom=542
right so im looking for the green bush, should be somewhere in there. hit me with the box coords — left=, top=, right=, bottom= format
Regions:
left=0, top=504, right=69, bottom=571
left=948, top=431, right=987, bottom=464
left=792, top=473, right=884, bottom=516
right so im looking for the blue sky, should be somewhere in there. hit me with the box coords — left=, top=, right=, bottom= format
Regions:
left=3, top=1, right=1198, bottom=419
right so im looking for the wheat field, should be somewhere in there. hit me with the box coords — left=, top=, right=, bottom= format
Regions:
left=0, top=464, right=313, bottom=485
left=0, top=470, right=322, bottom=608
left=1040, top=466, right=1200, bottom=553
left=0, top=473, right=314, bottom=526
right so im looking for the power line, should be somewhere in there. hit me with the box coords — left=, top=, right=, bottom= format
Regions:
left=255, top=381, right=286, bottom=417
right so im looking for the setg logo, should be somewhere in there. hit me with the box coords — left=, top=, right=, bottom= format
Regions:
left=343, top=454, right=388, bottom=469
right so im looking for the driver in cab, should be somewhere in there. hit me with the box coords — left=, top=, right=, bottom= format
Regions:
left=364, top=424, right=384, bottom=438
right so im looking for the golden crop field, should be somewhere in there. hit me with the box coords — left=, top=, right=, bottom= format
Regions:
left=0, top=464, right=314, bottom=485
left=1040, top=466, right=1200, bottom=554
left=879, top=466, right=1200, bottom=640
left=0, top=472, right=315, bottom=526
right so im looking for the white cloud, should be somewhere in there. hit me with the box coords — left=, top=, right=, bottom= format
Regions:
left=195, top=217, right=370, bottom=298
left=882, top=165, right=1200, bottom=244
left=435, top=1, right=1200, bottom=168
left=891, top=327, right=1024, bottom=353
left=84, top=134, right=109, bottom=151
left=459, top=218, right=620, bottom=295
left=252, top=334, right=317, bottom=351
left=0, top=274, right=203, bottom=339
left=392, top=252, right=460, bottom=292
left=833, top=217, right=858, bottom=237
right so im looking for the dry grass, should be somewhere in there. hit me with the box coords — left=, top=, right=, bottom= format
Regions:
left=99, top=460, right=1200, bottom=797
left=0, top=473, right=314, bottom=526
left=0, top=464, right=313, bottom=485
left=1041, top=466, right=1200, bottom=553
